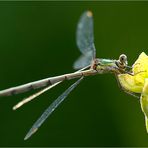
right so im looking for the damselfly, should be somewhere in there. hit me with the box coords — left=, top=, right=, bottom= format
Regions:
left=0, top=11, right=132, bottom=140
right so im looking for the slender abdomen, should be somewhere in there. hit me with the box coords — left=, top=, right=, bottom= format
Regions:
left=0, top=69, right=96, bottom=96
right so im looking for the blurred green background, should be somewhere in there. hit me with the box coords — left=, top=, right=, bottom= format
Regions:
left=0, top=1, right=148, bottom=146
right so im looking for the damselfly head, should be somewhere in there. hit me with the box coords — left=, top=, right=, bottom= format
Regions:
left=116, top=54, right=128, bottom=69
left=119, top=54, right=128, bottom=65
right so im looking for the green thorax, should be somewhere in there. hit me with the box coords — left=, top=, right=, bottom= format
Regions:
left=95, top=58, right=118, bottom=73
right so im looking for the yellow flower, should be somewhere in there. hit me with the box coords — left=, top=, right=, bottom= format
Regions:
left=118, top=52, right=148, bottom=93
left=118, top=52, right=148, bottom=133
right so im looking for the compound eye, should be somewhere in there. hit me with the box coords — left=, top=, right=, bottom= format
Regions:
left=119, top=54, right=127, bottom=64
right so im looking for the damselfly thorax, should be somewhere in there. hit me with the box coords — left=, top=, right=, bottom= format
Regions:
left=92, top=54, right=128, bottom=74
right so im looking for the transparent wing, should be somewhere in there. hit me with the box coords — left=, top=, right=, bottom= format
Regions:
left=24, top=77, right=83, bottom=140
left=13, top=65, right=90, bottom=110
left=74, top=11, right=96, bottom=70
left=76, top=11, right=96, bottom=59
left=13, top=81, right=62, bottom=110
left=73, top=51, right=92, bottom=70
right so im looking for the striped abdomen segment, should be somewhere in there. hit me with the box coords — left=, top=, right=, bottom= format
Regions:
left=0, top=69, right=96, bottom=97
